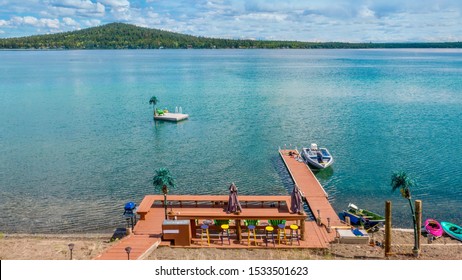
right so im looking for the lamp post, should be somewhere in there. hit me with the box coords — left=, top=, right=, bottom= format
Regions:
left=68, top=243, right=75, bottom=260
left=125, top=246, right=132, bottom=260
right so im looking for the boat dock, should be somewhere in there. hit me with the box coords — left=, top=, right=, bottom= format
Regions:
left=94, top=150, right=344, bottom=260
left=95, top=195, right=334, bottom=260
left=279, top=149, right=343, bottom=228
left=154, top=112, right=189, bottom=122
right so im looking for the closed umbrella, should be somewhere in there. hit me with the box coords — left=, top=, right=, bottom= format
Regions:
left=291, top=184, right=303, bottom=214
left=226, top=182, right=243, bottom=214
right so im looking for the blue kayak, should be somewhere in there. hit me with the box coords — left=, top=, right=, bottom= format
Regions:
left=441, top=221, right=462, bottom=242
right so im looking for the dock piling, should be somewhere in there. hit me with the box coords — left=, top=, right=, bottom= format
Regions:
left=415, top=200, right=422, bottom=256
left=385, top=201, right=392, bottom=256
left=316, top=209, right=321, bottom=226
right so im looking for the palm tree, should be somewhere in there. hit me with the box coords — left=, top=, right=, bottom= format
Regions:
left=152, top=168, right=176, bottom=219
left=391, top=171, right=419, bottom=255
left=149, top=96, right=159, bottom=115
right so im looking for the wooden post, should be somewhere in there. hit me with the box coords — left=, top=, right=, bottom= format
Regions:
left=385, top=201, right=392, bottom=256
left=345, top=216, right=351, bottom=226
left=191, top=219, right=197, bottom=238
left=236, top=219, right=242, bottom=241
left=300, top=218, right=306, bottom=241
left=316, top=209, right=321, bottom=226
left=415, top=200, right=422, bottom=254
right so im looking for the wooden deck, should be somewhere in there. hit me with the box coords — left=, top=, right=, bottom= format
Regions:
left=95, top=150, right=345, bottom=259
left=94, top=234, right=160, bottom=260
left=279, top=149, right=343, bottom=231
left=154, top=112, right=189, bottom=122
left=95, top=195, right=336, bottom=259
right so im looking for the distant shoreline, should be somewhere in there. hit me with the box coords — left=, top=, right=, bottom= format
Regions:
left=2, top=47, right=462, bottom=51
left=1, top=23, right=461, bottom=50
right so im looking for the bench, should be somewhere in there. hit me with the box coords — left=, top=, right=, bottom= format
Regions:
left=137, top=195, right=158, bottom=220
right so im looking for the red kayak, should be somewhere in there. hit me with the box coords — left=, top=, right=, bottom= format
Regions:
left=425, top=218, right=443, bottom=237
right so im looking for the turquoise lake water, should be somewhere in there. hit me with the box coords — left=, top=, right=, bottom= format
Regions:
left=1, top=49, right=461, bottom=233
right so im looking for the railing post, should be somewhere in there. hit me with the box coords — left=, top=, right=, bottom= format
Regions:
left=236, top=219, right=242, bottom=241
left=385, top=201, right=392, bottom=256
left=345, top=216, right=351, bottom=226
left=415, top=200, right=422, bottom=256
left=316, top=209, right=321, bottom=226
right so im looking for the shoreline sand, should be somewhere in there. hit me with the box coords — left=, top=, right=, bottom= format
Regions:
left=1, top=229, right=460, bottom=260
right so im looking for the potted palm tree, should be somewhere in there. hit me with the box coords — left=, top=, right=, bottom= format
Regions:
left=391, top=171, right=419, bottom=256
left=152, top=168, right=176, bottom=220
left=149, top=96, right=159, bottom=115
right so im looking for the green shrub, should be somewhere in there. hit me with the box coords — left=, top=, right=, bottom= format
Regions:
left=244, top=220, right=259, bottom=226
left=214, top=219, right=230, bottom=226
left=268, top=219, right=286, bottom=227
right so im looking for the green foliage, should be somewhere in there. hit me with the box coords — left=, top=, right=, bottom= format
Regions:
left=268, top=219, right=286, bottom=227
left=149, top=96, right=159, bottom=106
left=1, top=22, right=462, bottom=50
left=391, top=171, right=415, bottom=199
left=152, top=168, right=175, bottom=195
left=391, top=171, right=419, bottom=252
left=214, top=220, right=230, bottom=226
left=244, top=220, right=259, bottom=226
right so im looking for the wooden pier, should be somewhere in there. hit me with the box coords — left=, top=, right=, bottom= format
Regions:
left=279, top=149, right=343, bottom=228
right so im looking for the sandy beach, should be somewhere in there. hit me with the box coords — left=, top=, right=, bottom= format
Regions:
left=1, top=229, right=460, bottom=260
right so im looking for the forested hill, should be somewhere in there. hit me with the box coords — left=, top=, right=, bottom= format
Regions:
left=1, top=22, right=461, bottom=49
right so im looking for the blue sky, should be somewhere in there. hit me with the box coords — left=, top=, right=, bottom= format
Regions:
left=1, top=0, right=462, bottom=42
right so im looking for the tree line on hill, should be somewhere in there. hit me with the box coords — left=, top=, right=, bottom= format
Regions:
left=1, top=22, right=461, bottom=50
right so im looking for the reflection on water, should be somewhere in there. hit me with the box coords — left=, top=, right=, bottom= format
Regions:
left=312, top=167, right=334, bottom=180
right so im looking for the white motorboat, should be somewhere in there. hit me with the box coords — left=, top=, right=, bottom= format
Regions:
left=301, top=143, right=334, bottom=169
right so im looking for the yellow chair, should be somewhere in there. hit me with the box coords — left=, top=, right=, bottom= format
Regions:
left=289, top=224, right=300, bottom=245
left=200, top=224, right=210, bottom=246
left=265, top=226, right=275, bottom=247
left=247, top=225, right=257, bottom=246
left=277, top=224, right=287, bottom=245
left=220, top=224, right=230, bottom=245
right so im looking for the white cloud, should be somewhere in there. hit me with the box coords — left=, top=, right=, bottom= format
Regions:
left=63, top=17, right=79, bottom=27
left=98, top=0, right=130, bottom=8
left=23, top=16, right=38, bottom=25
left=6, top=16, right=60, bottom=29
left=358, top=6, right=375, bottom=18
left=40, top=18, right=60, bottom=29
left=82, top=19, right=101, bottom=27
left=237, top=12, right=287, bottom=22
left=47, top=0, right=105, bottom=17
left=1, top=0, right=462, bottom=41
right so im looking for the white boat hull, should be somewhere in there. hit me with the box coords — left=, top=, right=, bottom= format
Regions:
left=301, top=145, right=333, bottom=169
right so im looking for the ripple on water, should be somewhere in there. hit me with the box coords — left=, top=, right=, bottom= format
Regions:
left=1, top=49, right=462, bottom=232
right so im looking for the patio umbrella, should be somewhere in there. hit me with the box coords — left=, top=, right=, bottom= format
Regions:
left=226, top=182, right=243, bottom=214
left=290, top=184, right=303, bottom=214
